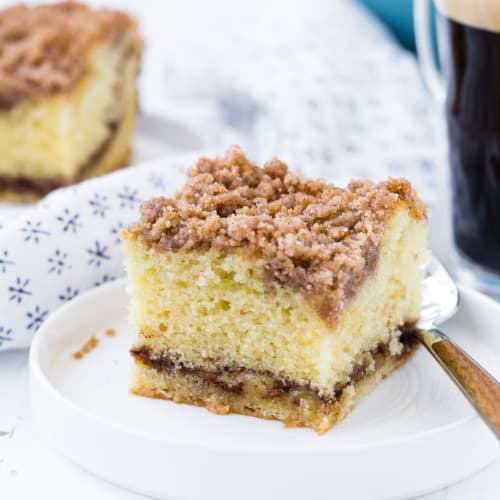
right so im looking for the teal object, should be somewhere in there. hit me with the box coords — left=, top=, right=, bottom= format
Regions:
left=358, top=0, right=415, bottom=51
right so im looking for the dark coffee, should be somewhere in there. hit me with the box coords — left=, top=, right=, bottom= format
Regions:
left=442, top=16, right=500, bottom=272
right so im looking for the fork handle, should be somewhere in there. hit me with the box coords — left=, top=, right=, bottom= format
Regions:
left=417, top=328, right=500, bottom=439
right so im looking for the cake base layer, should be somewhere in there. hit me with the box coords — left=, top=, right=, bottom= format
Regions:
left=0, top=26, right=140, bottom=203
left=130, top=332, right=419, bottom=434
left=0, top=93, right=135, bottom=202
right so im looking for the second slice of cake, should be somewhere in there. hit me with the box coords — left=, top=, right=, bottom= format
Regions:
left=122, top=148, right=428, bottom=434
left=0, top=2, right=142, bottom=200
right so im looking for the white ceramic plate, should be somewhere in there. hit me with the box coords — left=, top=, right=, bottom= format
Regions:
left=0, top=111, right=203, bottom=229
left=29, top=280, right=500, bottom=500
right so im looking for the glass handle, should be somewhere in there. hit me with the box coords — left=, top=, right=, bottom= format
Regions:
left=414, top=0, right=446, bottom=103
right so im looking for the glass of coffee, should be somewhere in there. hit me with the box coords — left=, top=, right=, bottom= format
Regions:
left=415, top=0, right=500, bottom=297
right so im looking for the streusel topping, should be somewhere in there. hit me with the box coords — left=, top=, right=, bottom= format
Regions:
left=0, top=1, right=139, bottom=109
left=125, top=147, right=426, bottom=324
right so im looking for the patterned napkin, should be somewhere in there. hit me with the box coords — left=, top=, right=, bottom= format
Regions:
left=0, top=155, right=198, bottom=350
left=0, top=0, right=445, bottom=350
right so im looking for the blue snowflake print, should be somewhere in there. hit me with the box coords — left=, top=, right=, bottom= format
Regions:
left=172, top=162, right=187, bottom=176
left=341, top=143, right=358, bottom=154
left=117, top=185, right=141, bottom=209
left=147, top=174, right=166, bottom=191
left=402, top=132, right=416, bottom=144
left=388, top=160, right=403, bottom=171
left=304, top=147, right=316, bottom=159
left=48, top=249, right=69, bottom=275
left=26, top=306, right=49, bottom=332
left=94, top=274, right=116, bottom=287
left=87, top=241, right=111, bottom=267
left=89, top=193, right=110, bottom=218
left=305, top=98, right=319, bottom=109
left=58, top=286, right=79, bottom=302
left=321, top=148, right=333, bottom=163
left=0, top=325, right=13, bottom=347
left=419, top=158, right=434, bottom=171
left=20, top=220, right=51, bottom=244
left=56, top=209, right=81, bottom=233
left=8, top=277, right=32, bottom=304
left=111, top=222, right=125, bottom=244
left=0, top=250, right=14, bottom=273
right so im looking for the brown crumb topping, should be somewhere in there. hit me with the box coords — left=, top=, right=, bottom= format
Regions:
left=105, top=327, right=116, bottom=337
left=124, top=147, right=426, bottom=325
left=0, top=1, right=140, bottom=109
left=72, top=335, right=99, bottom=359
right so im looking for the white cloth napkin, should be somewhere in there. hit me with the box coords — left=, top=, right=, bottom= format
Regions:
left=0, top=0, right=444, bottom=350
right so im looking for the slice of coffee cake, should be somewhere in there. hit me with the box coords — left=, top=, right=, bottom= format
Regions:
left=121, top=148, right=428, bottom=434
left=0, top=2, right=142, bottom=201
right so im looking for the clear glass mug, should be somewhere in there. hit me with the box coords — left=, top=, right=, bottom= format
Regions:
left=414, top=0, right=500, bottom=298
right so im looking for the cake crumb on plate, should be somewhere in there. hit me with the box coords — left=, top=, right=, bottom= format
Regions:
left=72, top=335, right=99, bottom=359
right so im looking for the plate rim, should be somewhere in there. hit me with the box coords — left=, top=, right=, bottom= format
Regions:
left=29, top=276, right=500, bottom=454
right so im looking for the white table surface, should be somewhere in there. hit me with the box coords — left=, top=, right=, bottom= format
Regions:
left=0, top=0, right=498, bottom=498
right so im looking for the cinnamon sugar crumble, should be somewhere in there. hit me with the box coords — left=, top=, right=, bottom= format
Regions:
left=125, top=147, right=426, bottom=324
left=104, top=327, right=116, bottom=337
left=72, top=335, right=99, bottom=359
left=0, top=1, right=140, bottom=109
